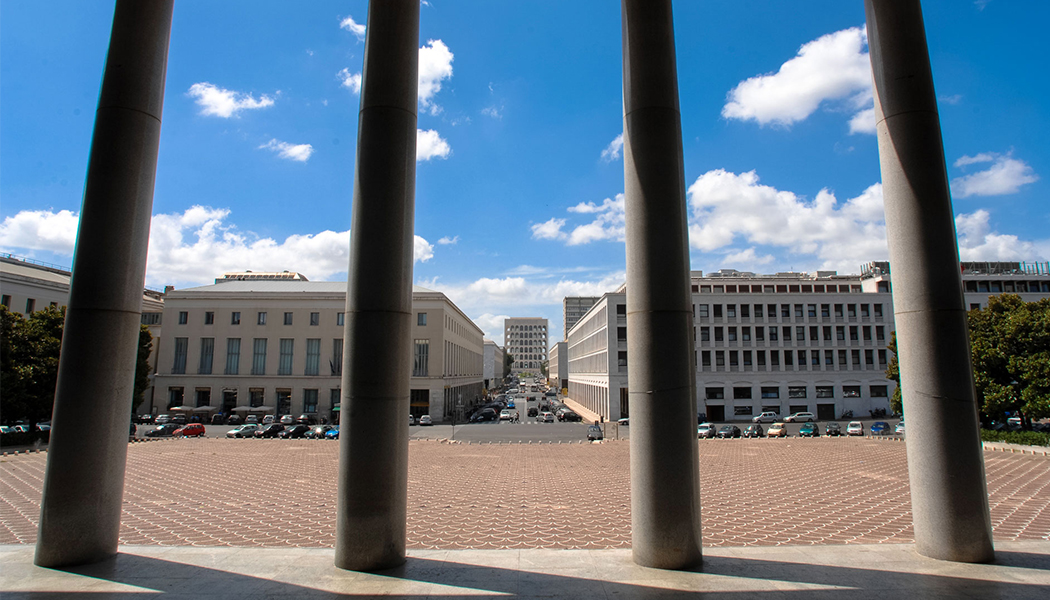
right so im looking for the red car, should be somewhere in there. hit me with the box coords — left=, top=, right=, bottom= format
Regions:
left=173, top=423, right=206, bottom=437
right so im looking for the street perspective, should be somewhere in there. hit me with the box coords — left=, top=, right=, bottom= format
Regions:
left=2, top=0, right=1050, bottom=598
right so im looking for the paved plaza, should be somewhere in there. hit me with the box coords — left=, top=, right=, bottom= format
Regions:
left=2, top=437, right=1048, bottom=550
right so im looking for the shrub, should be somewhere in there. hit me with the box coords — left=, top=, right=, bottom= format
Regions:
left=980, top=429, right=1050, bottom=447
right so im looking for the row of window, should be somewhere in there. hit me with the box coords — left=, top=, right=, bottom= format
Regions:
left=964, top=280, right=1050, bottom=293
left=172, top=337, right=342, bottom=376
left=168, top=386, right=338, bottom=414
left=698, top=324, right=886, bottom=344
left=698, top=348, right=887, bottom=370
left=0, top=295, right=57, bottom=314
left=705, top=384, right=889, bottom=400
left=177, top=310, right=344, bottom=327
left=696, top=302, right=884, bottom=321
left=691, top=283, right=872, bottom=294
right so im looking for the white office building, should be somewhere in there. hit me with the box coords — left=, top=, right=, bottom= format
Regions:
left=483, top=340, right=505, bottom=391
left=503, top=317, right=548, bottom=375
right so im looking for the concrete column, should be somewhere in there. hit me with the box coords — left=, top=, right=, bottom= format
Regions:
left=34, top=0, right=173, bottom=568
left=865, top=0, right=994, bottom=563
left=335, top=0, right=419, bottom=572
left=621, top=0, right=703, bottom=570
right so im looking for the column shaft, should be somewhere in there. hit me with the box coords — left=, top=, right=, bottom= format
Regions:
left=335, top=0, right=419, bottom=572
left=35, top=0, right=173, bottom=568
left=621, top=0, right=703, bottom=570
left=865, top=0, right=994, bottom=563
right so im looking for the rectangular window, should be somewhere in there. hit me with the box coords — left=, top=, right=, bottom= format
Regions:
left=706, top=387, right=724, bottom=400
left=771, top=304, right=781, bottom=319
left=838, top=349, right=847, bottom=367
left=232, top=311, right=241, bottom=325
left=876, top=326, right=885, bottom=342
left=743, top=351, right=752, bottom=367
left=713, top=305, right=723, bottom=318
left=816, top=386, right=834, bottom=398
left=769, top=327, right=778, bottom=341
left=843, top=386, right=861, bottom=398
left=337, top=312, right=345, bottom=326
left=742, top=327, right=751, bottom=342
left=871, top=385, right=889, bottom=398
left=834, top=304, right=843, bottom=318
left=279, top=339, right=294, bottom=375
left=616, top=304, right=626, bottom=315
left=198, top=337, right=214, bottom=374
left=701, top=350, right=711, bottom=367
left=821, top=304, right=830, bottom=318
left=755, top=327, right=765, bottom=341
left=418, top=312, right=427, bottom=326
left=0, top=295, right=10, bottom=308
left=727, top=304, right=736, bottom=318
left=796, top=326, right=805, bottom=341
left=874, top=304, right=883, bottom=318
left=797, top=350, right=807, bottom=366
left=771, top=350, right=780, bottom=366
left=195, top=388, right=211, bottom=408
left=205, top=311, right=214, bottom=325
left=741, top=304, right=750, bottom=318
left=847, top=304, right=857, bottom=318
left=784, top=351, right=793, bottom=366
left=761, top=386, right=780, bottom=399
left=754, top=304, right=763, bottom=318
left=850, top=326, right=859, bottom=341
left=825, top=350, right=834, bottom=366
left=866, top=349, right=875, bottom=366
left=700, top=327, right=710, bottom=342
left=788, top=386, right=807, bottom=398
left=728, top=327, right=738, bottom=342
left=178, top=311, right=188, bottom=325
left=310, top=312, right=320, bottom=326
left=783, top=326, right=791, bottom=341
left=837, top=326, right=846, bottom=341
left=618, top=326, right=627, bottom=342
left=225, top=338, right=241, bottom=375
left=810, top=326, right=819, bottom=341
left=168, top=387, right=184, bottom=408
left=303, top=389, right=319, bottom=413
left=808, top=304, right=817, bottom=318
left=618, top=351, right=628, bottom=368
left=823, top=326, right=832, bottom=341
left=284, top=312, right=293, bottom=326
left=332, top=339, right=343, bottom=375
left=413, top=339, right=429, bottom=376
left=863, top=326, right=872, bottom=341
left=794, top=304, right=803, bottom=318
left=852, top=349, right=861, bottom=367
left=811, top=350, right=820, bottom=366
left=878, top=349, right=887, bottom=366
left=305, top=338, right=321, bottom=375
left=330, top=388, right=341, bottom=413
left=757, top=350, right=766, bottom=366
left=698, top=304, right=709, bottom=318
left=714, top=327, right=724, bottom=342
left=252, top=338, right=267, bottom=375
left=250, top=388, right=264, bottom=407
left=172, top=337, right=188, bottom=374
left=257, top=312, right=267, bottom=325
left=715, top=351, right=725, bottom=367
left=729, top=351, right=738, bottom=367
left=734, top=405, right=754, bottom=416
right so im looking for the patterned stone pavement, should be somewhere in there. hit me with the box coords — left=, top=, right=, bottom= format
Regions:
left=1, top=437, right=1048, bottom=550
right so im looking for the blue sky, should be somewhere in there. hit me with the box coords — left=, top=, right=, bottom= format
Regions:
left=2, top=0, right=1047, bottom=345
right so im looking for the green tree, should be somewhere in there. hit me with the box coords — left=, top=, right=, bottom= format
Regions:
left=884, top=331, right=902, bottom=414
left=134, top=324, right=154, bottom=412
left=503, top=352, right=513, bottom=378
left=969, top=294, right=1050, bottom=425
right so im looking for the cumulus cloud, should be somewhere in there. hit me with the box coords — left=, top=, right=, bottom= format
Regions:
left=722, top=247, right=776, bottom=267
left=187, top=82, right=274, bottom=118
left=533, top=196, right=626, bottom=246
left=258, top=139, right=314, bottom=162
left=472, top=313, right=512, bottom=344
left=339, top=15, right=366, bottom=40
left=0, top=207, right=434, bottom=287
left=722, top=26, right=872, bottom=132
left=416, top=129, right=451, bottom=161
left=0, top=209, right=79, bottom=255
left=437, top=235, right=459, bottom=245
left=848, top=107, right=876, bottom=135
left=418, top=39, right=453, bottom=115
left=600, top=133, right=624, bottom=162
left=955, top=210, right=1047, bottom=261
left=951, top=152, right=1039, bottom=198
left=338, top=68, right=362, bottom=94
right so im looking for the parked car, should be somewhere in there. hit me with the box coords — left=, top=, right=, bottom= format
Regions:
left=784, top=412, right=816, bottom=423
left=136, top=414, right=154, bottom=424
left=870, top=421, right=891, bottom=436
left=743, top=423, right=764, bottom=438
left=557, top=410, right=582, bottom=422
left=697, top=423, right=717, bottom=439
left=545, top=390, right=557, bottom=397
left=255, top=424, right=285, bottom=438
left=618, top=418, right=629, bottom=426
left=295, top=414, right=317, bottom=425
left=210, top=414, right=225, bottom=425
left=279, top=424, right=311, bottom=439
left=171, top=414, right=188, bottom=425
left=409, top=414, right=417, bottom=426
left=847, top=421, right=864, bottom=436
left=226, top=424, right=260, bottom=438
left=173, top=423, right=206, bottom=437
left=245, top=415, right=260, bottom=424
left=717, top=425, right=742, bottom=439
left=419, top=415, right=433, bottom=426
left=499, top=410, right=512, bottom=421
left=798, top=422, right=820, bottom=437
left=324, top=426, right=340, bottom=440
left=825, top=422, right=843, bottom=436
left=767, top=423, right=788, bottom=438
left=527, top=407, right=539, bottom=418
left=587, top=424, right=604, bottom=441
left=306, top=425, right=335, bottom=439
left=895, top=420, right=905, bottom=435
left=129, top=422, right=136, bottom=436
left=262, top=415, right=274, bottom=425
left=227, top=414, right=242, bottom=425
left=155, top=414, right=172, bottom=425
left=470, top=408, right=498, bottom=422
left=144, top=423, right=180, bottom=437
left=752, top=412, right=778, bottom=423
left=539, top=412, right=555, bottom=423
left=280, top=415, right=295, bottom=425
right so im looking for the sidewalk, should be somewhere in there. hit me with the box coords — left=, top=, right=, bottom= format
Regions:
left=2, top=542, right=1048, bottom=598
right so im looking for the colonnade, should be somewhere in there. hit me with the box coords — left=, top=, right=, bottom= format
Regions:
left=34, top=0, right=994, bottom=570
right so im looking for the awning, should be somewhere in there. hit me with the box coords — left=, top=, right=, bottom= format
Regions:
left=169, top=405, right=196, bottom=412
left=231, top=405, right=253, bottom=412
left=332, top=405, right=340, bottom=412
left=192, top=405, right=220, bottom=413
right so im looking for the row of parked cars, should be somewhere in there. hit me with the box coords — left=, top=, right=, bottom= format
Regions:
left=698, top=420, right=904, bottom=439
left=226, top=423, right=339, bottom=439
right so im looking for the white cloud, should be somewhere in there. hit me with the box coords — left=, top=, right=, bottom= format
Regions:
left=338, top=68, right=362, bottom=94
left=722, top=27, right=872, bottom=132
left=955, top=210, right=1047, bottom=261
left=600, top=133, right=624, bottom=162
left=339, top=15, right=366, bottom=40
left=258, top=139, right=314, bottom=162
left=437, top=235, right=459, bottom=245
left=472, top=313, right=512, bottom=345
left=848, top=107, right=875, bottom=134
left=481, top=105, right=502, bottom=120
left=951, top=152, right=1039, bottom=198
left=722, top=247, right=775, bottom=267
left=530, top=218, right=567, bottom=241
left=416, top=129, right=451, bottom=161
left=939, top=94, right=963, bottom=105
left=0, top=207, right=434, bottom=287
left=418, top=39, right=453, bottom=115
left=187, top=82, right=274, bottom=118
left=0, top=209, right=80, bottom=255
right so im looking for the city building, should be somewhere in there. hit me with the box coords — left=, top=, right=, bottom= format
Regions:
left=565, top=261, right=1050, bottom=422
left=503, top=317, right=548, bottom=375
left=482, top=340, right=505, bottom=391
left=563, top=296, right=599, bottom=340
left=548, top=341, right=568, bottom=392
left=152, top=274, right=483, bottom=422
